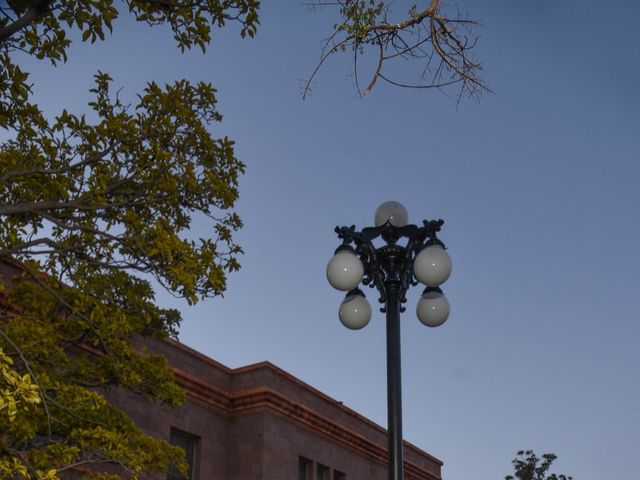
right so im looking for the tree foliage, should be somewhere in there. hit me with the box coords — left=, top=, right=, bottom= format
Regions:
left=305, top=0, right=488, bottom=101
left=506, top=450, right=573, bottom=480
left=0, top=0, right=259, bottom=478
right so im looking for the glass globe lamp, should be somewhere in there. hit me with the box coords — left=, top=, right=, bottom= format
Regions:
left=326, top=247, right=364, bottom=291
left=413, top=244, right=452, bottom=286
left=416, top=289, right=450, bottom=327
left=374, top=201, right=409, bottom=227
left=339, top=290, right=372, bottom=330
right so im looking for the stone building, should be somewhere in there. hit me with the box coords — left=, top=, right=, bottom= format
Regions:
left=111, top=339, right=443, bottom=480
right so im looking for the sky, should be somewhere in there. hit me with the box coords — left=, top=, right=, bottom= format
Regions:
left=18, top=1, right=640, bottom=479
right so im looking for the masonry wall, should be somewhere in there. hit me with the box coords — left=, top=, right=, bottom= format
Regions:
left=261, top=411, right=389, bottom=480
left=226, top=412, right=266, bottom=479
left=114, top=339, right=443, bottom=480
left=227, top=361, right=442, bottom=480
left=107, top=387, right=231, bottom=479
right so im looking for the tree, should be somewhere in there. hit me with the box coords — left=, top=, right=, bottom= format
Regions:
left=0, top=0, right=258, bottom=478
left=506, top=450, right=573, bottom=480
left=304, top=0, right=489, bottom=102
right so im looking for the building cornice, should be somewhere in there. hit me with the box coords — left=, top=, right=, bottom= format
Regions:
left=167, top=339, right=443, bottom=468
left=173, top=365, right=441, bottom=480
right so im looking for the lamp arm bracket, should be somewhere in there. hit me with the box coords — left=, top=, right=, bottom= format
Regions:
left=333, top=219, right=447, bottom=307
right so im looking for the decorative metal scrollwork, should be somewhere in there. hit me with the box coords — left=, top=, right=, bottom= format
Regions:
left=334, top=219, right=446, bottom=312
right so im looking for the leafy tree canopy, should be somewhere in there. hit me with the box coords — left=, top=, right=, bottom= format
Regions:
left=0, top=0, right=258, bottom=478
left=506, top=450, right=573, bottom=480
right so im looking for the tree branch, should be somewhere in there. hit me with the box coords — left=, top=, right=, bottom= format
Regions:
left=307, top=0, right=488, bottom=100
left=360, top=0, right=440, bottom=36
left=0, top=143, right=117, bottom=185
left=0, top=0, right=53, bottom=43
left=364, top=37, right=384, bottom=96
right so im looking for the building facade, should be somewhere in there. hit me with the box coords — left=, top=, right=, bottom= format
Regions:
left=110, top=339, right=443, bottom=480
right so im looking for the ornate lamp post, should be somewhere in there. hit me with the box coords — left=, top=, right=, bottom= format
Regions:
left=326, top=201, right=452, bottom=480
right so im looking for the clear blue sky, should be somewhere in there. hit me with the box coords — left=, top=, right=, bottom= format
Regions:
left=22, top=1, right=640, bottom=479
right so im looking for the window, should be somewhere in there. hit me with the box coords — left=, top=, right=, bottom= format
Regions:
left=333, top=471, right=346, bottom=480
left=317, top=464, right=329, bottom=480
left=168, top=428, right=198, bottom=480
left=298, top=457, right=312, bottom=480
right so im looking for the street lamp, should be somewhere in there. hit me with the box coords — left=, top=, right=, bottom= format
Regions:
left=326, top=201, right=452, bottom=480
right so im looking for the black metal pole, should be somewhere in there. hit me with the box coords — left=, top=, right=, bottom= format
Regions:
left=385, top=282, right=403, bottom=480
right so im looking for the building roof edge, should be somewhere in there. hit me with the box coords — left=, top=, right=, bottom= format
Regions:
left=166, top=339, right=443, bottom=467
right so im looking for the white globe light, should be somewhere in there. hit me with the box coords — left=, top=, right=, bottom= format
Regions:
left=416, top=290, right=450, bottom=327
left=326, top=250, right=364, bottom=291
left=339, top=292, right=372, bottom=330
left=413, top=245, right=452, bottom=286
left=374, top=201, right=409, bottom=227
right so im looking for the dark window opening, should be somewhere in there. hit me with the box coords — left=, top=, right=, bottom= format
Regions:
left=298, top=457, right=312, bottom=480
left=333, top=470, right=346, bottom=480
left=168, top=428, right=198, bottom=480
left=317, top=464, right=329, bottom=480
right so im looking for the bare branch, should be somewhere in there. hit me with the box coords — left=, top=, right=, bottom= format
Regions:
left=302, top=29, right=348, bottom=99
left=379, top=72, right=460, bottom=90
left=306, top=0, right=489, bottom=100
left=364, top=38, right=384, bottom=96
